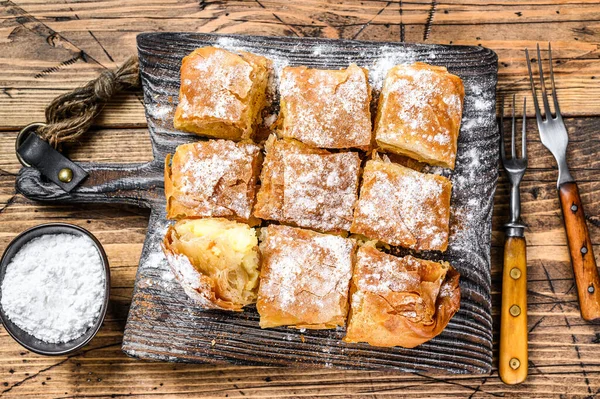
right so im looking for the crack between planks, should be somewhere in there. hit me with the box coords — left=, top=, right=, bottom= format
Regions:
left=0, top=194, right=18, bottom=215
left=5, top=0, right=108, bottom=70
left=351, top=1, right=392, bottom=40
left=541, top=261, right=592, bottom=395
left=399, top=0, right=405, bottom=42
left=88, top=30, right=115, bottom=63
left=413, top=373, right=502, bottom=398
left=34, top=53, right=83, bottom=79
left=253, top=0, right=301, bottom=37
left=423, top=0, right=437, bottom=41
left=502, top=46, right=600, bottom=93
left=1, top=342, right=121, bottom=395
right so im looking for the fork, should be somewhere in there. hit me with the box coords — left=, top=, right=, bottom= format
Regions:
left=499, top=95, right=528, bottom=385
left=526, top=43, right=600, bottom=322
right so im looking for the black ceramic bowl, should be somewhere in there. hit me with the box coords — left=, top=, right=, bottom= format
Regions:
left=0, top=223, right=110, bottom=356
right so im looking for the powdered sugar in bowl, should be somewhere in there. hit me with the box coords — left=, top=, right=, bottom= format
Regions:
left=0, top=223, right=110, bottom=355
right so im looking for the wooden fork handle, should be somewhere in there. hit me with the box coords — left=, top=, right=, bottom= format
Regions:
left=559, top=182, right=600, bottom=322
left=499, top=236, right=528, bottom=385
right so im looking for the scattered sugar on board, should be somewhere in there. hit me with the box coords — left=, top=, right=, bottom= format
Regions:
left=369, top=46, right=417, bottom=91
left=0, top=234, right=105, bottom=343
left=146, top=102, right=172, bottom=121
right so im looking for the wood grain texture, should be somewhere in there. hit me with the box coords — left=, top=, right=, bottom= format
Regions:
left=14, top=32, right=499, bottom=373
left=499, top=236, right=528, bottom=385
left=2, top=0, right=600, bottom=130
left=558, top=181, right=600, bottom=322
left=1, top=0, right=600, bottom=397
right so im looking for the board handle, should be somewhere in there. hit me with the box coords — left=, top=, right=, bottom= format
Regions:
left=558, top=182, right=600, bottom=322
left=16, top=161, right=164, bottom=209
left=499, top=236, right=528, bottom=385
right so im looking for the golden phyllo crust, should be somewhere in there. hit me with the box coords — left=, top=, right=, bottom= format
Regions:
left=375, top=62, right=464, bottom=169
left=164, top=140, right=262, bottom=224
left=253, top=136, right=361, bottom=234
left=173, top=47, right=272, bottom=140
left=344, top=245, right=460, bottom=348
left=162, top=218, right=261, bottom=311
left=351, top=159, right=452, bottom=252
left=257, top=225, right=356, bottom=329
left=278, top=63, right=372, bottom=149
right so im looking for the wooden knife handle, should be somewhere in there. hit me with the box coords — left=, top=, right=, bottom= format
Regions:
left=499, top=236, right=528, bottom=385
left=559, top=182, right=600, bottom=322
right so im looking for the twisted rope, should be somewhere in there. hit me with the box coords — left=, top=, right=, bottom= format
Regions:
left=37, top=56, right=140, bottom=148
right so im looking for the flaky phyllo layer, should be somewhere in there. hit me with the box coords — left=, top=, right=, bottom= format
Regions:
left=162, top=218, right=260, bottom=311
left=344, top=245, right=460, bottom=348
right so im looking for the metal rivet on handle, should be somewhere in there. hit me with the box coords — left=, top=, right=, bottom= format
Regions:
left=58, top=168, right=73, bottom=183
left=581, top=246, right=588, bottom=255
left=571, top=204, right=578, bottom=212
left=589, top=284, right=595, bottom=294
left=509, top=305, right=521, bottom=317
left=509, top=358, right=520, bottom=370
left=510, top=268, right=522, bottom=280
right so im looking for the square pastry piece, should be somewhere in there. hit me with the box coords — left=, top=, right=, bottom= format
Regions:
left=351, top=159, right=452, bottom=251
left=344, top=245, right=460, bottom=348
left=257, top=225, right=356, bottom=329
left=165, top=140, right=262, bottom=223
left=375, top=62, right=464, bottom=169
left=173, top=47, right=272, bottom=140
left=278, top=64, right=372, bottom=149
left=253, top=137, right=361, bottom=233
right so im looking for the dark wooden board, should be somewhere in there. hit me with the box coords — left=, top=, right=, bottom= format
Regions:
left=15, top=32, right=498, bottom=373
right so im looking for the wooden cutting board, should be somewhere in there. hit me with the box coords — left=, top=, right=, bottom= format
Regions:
left=16, top=32, right=498, bottom=373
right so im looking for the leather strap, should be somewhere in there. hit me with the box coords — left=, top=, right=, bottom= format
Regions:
left=17, top=134, right=88, bottom=192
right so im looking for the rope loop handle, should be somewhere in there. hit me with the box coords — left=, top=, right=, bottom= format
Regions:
left=37, top=56, right=141, bottom=148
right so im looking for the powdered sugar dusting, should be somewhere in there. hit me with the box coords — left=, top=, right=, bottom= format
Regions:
left=257, top=225, right=354, bottom=326
left=279, top=64, right=372, bottom=148
left=376, top=63, right=463, bottom=168
left=176, top=47, right=253, bottom=123
left=369, top=46, right=417, bottom=91
left=255, top=138, right=360, bottom=233
left=352, top=247, right=448, bottom=323
left=352, top=160, right=451, bottom=251
left=169, top=140, right=260, bottom=220
left=282, top=152, right=360, bottom=232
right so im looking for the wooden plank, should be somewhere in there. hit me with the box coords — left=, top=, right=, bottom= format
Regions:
left=1, top=0, right=600, bottom=132
left=0, top=0, right=599, bottom=397
left=0, top=143, right=599, bottom=394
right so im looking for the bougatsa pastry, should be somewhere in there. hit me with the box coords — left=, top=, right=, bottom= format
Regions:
left=344, top=245, right=460, bottom=348
left=350, top=159, right=452, bottom=251
left=278, top=63, right=372, bottom=149
left=164, top=140, right=262, bottom=224
left=256, top=225, right=356, bottom=329
left=173, top=47, right=272, bottom=140
left=253, top=136, right=361, bottom=233
left=162, top=218, right=261, bottom=311
left=374, top=62, right=464, bottom=169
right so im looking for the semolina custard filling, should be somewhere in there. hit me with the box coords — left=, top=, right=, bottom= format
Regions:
left=163, top=218, right=260, bottom=310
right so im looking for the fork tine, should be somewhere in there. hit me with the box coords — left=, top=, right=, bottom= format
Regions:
left=522, top=97, right=527, bottom=159
left=525, top=48, right=543, bottom=125
left=500, top=97, right=506, bottom=161
left=548, top=42, right=561, bottom=117
left=536, top=43, right=553, bottom=119
left=511, top=94, right=517, bottom=158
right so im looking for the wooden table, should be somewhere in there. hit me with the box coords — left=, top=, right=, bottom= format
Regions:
left=0, top=1, right=599, bottom=397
